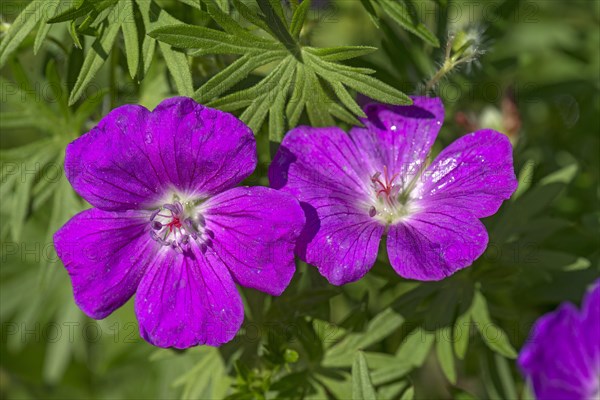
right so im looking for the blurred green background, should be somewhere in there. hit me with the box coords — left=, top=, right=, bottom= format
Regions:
left=1, top=0, right=598, bottom=399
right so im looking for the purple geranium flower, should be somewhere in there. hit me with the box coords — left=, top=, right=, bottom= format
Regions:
left=269, top=96, right=517, bottom=284
left=54, top=97, right=304, bottom=348
left=519, top=280, right=600, bottom=400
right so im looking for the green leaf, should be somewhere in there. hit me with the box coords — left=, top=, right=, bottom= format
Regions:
left=378, top=0, right=440, bottom=47
left=435, top=328, right=457, bottom=384
left=324, top=308, right=404, bottom=367
left=539, top=163, right=578, bottom=185
left=352, top=352, right=377, bottom=400
left=43, top=303, right=81, bottom=384
left=286, top=63, right=307, bottom=127
left=512, top=159, right=535, bottom=200
left=47, top=1, right=94, bottom=23
left=194, top=51, right=286, bottom=102
left=172, top=348, right=230, bottom=399
left=370, top=360, right=413, bottom=386
left=290, top=0, right=311, bottom=38
left=149, top=24, right=278, bottom=54
left=395, top=327, right=435, bottom=368
left=239, top=56, right=296, bottom=133
left=328, top=102, right=362, bottom=126
left=11, top=170, right=32, bottom=241
left=68, top=7, right=121, bottom=105
left=159, top=43, right=193, bottom=96
left=306, top=52, right=411, bottom=105
left=0, top=0, right=44, bottom=67
left=494, top=163, right=578, bottom=241
left=269, top=83, right=288, bottom=141
left=359, top=0, right=380, bottom=28
left=304, top=68, right=335, bottom=127
left=329, top=80, right=367, bottom=118
left=231, top=0, right=273, bottom=33
left=45, top=59, right=69, bottom=118
left=121, top=0, right=140, bottom=79
left=306, top=46, right=378, bottom=61
left=257, top=0, right=299, bottom=56
left=530, top=250, right=591, bottom=271
left=494, top=353, right=518, bottom=400
left=200, top=0, right=246, bottom=35
left=34, top=0, right=61, bottom=55
left=453, top=309, right=471, bottom=360
left=317, top=371, right=353, bottom=400
left=145, top=2, right=407, bottom=135
left=400, top=387, right=415, bottom=400
left=471, top=291, right=517, bottom=359
left=72, top=88, right=108, bottom=128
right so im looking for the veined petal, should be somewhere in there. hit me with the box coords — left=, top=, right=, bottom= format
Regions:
left=269, top=126, right=372, bottom=201
left=203, top=186, right=305, bottom=295
left=349, top=96, right=444, bottom=184
left=519, top=304, right=596, bottom=400
left=65, top=97, right=256, bottom=211
left=387, top=206, right=488, bottom=281
left=269, top=126, right=385, bottom=285
left=53, top=208, right=157, bottom=319
left=413, top=129, right=517, bottom=218
left=135, top=247, right=243, bottom=349
left=301, top=205, right=385, bottom=285
left=145, top=97, right=257, bottom=197
left=581, top=280, right=600, bottom=367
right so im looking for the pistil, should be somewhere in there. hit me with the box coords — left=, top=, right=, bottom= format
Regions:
left=369, top=165, right=412, bottom=224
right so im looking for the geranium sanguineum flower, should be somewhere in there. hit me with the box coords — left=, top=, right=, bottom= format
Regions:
left=519, top=280, right=600, bottom=400
left=269, top=97, right=517, bottom=284
left=54, top=97, right=304, bottom=348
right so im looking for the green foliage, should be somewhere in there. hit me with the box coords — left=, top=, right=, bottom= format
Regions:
left=149, top=0, right=410, bottom=140
left=352, top=352, right=376, bottom=400
left=1, top=0, right=599, bottom=399
left=359, top=0, right=440, bottom=47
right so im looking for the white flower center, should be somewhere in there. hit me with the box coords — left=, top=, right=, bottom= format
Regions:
left=148, top=198, right=212, bottom=254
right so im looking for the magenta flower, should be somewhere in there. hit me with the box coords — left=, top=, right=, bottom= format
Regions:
left=269, top=97, right=517, bottom=284
left=519, top=280, right=600, bottom=400
left=54, top=97, right=304, bottom=348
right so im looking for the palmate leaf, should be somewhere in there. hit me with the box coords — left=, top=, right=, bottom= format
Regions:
left=149, top=0, right=410, bottom=141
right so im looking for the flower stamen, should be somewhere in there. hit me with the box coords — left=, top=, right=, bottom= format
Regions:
left=369, top=165, right=413, bottom=224
left=148, top=201, right=212, bottom=253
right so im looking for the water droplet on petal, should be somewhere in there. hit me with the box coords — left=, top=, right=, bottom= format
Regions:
left=144, top=131, right=153, bottom=144
left=116, top=116, right=127, bottom=133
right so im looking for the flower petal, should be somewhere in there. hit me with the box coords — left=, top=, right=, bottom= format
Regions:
left=270, top=126, right=372, bottom=200
left=135, top=247, right=243, bottom=348
left=301, top=205, right=385, bottom=285
left=387, top=206, right=488, bottom=281
left=146, top=97, right=257, bottom=196
left=518, top=304, right=594, bottom=400
left=414, top=129, right=517, bottom=218
left=269, top=126, right=385, bottom=285
left=349, top=96, right=444, bottom=181
left=581, top=280, right=600, bottom=374
left=203, top=186, right=304, bottom=295
left=53, top=208, right=156, bottom=319
left=66, top=97, right=256, bottom=211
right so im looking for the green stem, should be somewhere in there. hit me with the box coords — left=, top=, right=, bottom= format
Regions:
left=424, top=60, right=453, bottom=93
